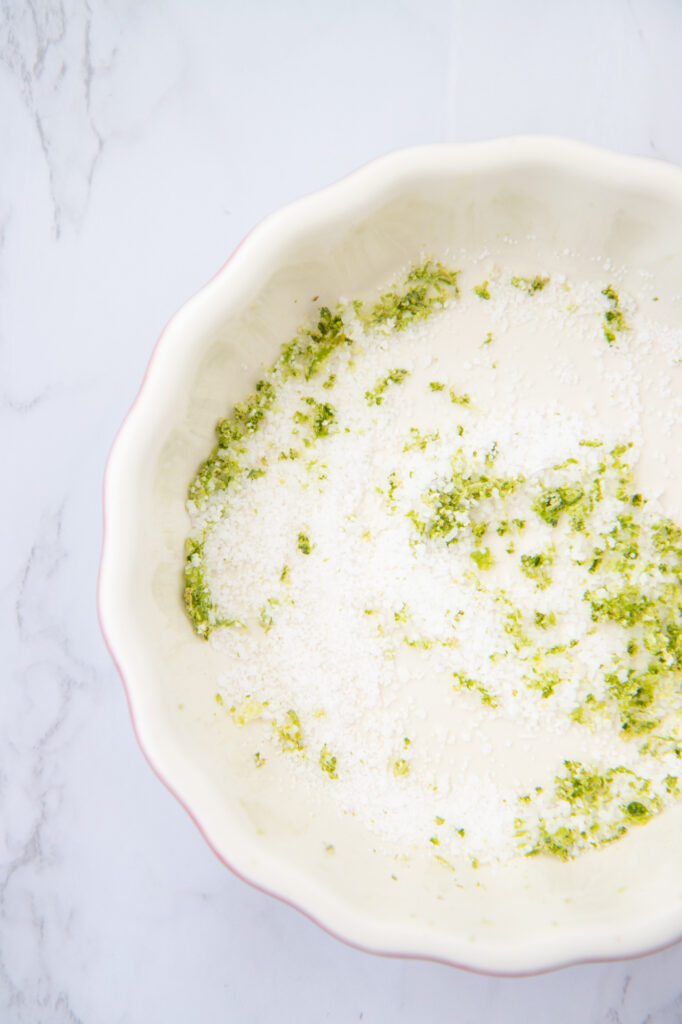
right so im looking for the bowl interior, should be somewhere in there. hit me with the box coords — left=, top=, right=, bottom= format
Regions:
left=100, top=140, right=682, bottom=972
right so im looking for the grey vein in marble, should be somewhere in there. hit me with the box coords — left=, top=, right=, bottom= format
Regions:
left=1, top=0, right=105, bottom=237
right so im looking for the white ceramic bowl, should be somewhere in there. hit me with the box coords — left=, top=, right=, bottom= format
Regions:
left=99, top=138, right=682, bottom=974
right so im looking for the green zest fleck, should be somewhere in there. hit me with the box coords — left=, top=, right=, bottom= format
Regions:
left=471, top=547, right=494, bottom=571
left=530, top=823, right=578, bottom=861
left=522, top=760, right=662, bottom=860
left=231, top=697, right=267, bottom=726
left=393, top=602, right=409, bottom=623
left=365, top=368, right=410, bottom=406
left=624, top=800, right=652, bottom=822
left=184, top=537, right=212, bottom=635
left=602, top=285, right=629, bottom=345
left=319, top=744, right=338, bottom=779
left=184, top=537, right=241, bottom=638
left=587, top=585, right=652, bottom=628
left=511, top=275, right=550, bottom=294
left=434, top=855, right=457, bottom=872
left=453, top=671, right=497, bottom=707
left=526, top=667, right=563, bottom=699
left=258, top=606, right=273, bottom=632
left=471, top=521, right=488, bottom=541
left=278, top=709, right=305, bottom=751
left=665, top=775, right=680, bottom=797
left=533, top=483, right=586, bottom=528
left=449, top=389, right=471, bottom=406
left=419, top=457, right=522, bottom=544
left=297, top=532, right=312, bottom=555
left=474, top=281, right=491, bottom=300
left=533, top=610, right=557, bottom=630
left=392, top=758, right=410, bottom=777
left=403, top=427, right=440, bottom=452
left=604, top=666, right=661, bottom=736
left=188, top=378, right=277, bottom=504
left=293, top=397, right=337, bottom=440
left=555, top=762, right=634, bottom=812
left=282, top=306, right=351, bottom=380
left=497, top=518, right=525, bottom=537
left=363, top=260, right=460, bottom=330
left=312, top=400, right=336, bottom=437
left=520, top=547, right=555, bottom=590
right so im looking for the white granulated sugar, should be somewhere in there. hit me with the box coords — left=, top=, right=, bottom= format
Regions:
left=185, top=264, right=682, bottom=867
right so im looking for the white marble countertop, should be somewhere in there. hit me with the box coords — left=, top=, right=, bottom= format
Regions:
left=3, top=1, right=682, bottom=1020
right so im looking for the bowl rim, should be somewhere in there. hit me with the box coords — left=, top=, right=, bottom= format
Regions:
left=99, top=135, right=682, bottom=975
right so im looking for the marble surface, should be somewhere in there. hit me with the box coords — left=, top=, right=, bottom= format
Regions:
left=3, top=0, right=682, bottom=1020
